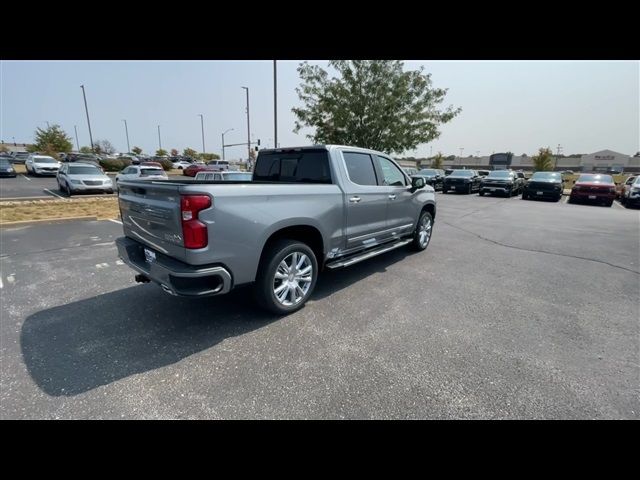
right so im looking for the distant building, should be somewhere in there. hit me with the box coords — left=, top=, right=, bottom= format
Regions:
left=0, top=142, right=31, bottom=154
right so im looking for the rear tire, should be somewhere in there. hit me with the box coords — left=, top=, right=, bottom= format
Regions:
left=467, top=184, right=472, bottom=194
left=410, top=210, right=433, bottom=252
left=442, top=188, right=447, bottom=194
left=522, top=191, right=528, bottom=200
left=254, top=239, right=318, bottom=315
left=479, top=190, right=484, bottom=196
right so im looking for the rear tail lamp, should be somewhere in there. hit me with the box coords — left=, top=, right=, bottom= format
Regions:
left=181, top=195, right=211, bottom=249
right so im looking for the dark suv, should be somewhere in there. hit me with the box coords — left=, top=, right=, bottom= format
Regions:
left=522, top=171, right=563, bottom=201
left=442, top=169, right=481, bottom=194
left=479, top=170, right=520, bottom=197
left=415, top=168, right=445, bottom=191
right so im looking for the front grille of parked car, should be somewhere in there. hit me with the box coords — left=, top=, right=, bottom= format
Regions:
left=528, top=181, right=557, bottom=191
left=446, top=178, right=466, bottom=184
left=83, top=180, right=103, bottom=186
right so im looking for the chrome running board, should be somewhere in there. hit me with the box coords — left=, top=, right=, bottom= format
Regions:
left=325, top=238, right=412, bottom=270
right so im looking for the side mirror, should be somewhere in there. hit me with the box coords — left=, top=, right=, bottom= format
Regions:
left=412, top=176, right=425, bottom=190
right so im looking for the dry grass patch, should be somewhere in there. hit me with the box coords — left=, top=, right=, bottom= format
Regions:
left=0, top=197, right=120, bottom=223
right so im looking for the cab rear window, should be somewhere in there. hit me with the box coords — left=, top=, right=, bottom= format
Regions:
left=254, top=151, right=332, bottom=183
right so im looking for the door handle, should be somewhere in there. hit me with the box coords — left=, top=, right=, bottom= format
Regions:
left=349, top=196, right=361, bottom=203
left=388, top=194, right=396, bottom=200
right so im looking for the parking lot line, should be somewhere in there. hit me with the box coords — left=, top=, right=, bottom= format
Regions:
left=43, top=189, right=65, bottom=199
left=613, top=201, right=624, bottom=210
left=108, top=219, right=122, bottom=225
left=20, top=174, right=31, bottom=181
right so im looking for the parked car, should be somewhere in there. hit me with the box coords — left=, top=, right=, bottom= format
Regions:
left=402, top=167, right=418, bottom=176
left=172, top=159, right=193, bottom=170
left=140, top=161, right=164, bottom=169
left=194, top=170, right=253, bottom=181
left=414, top=168, right=444, bottom=191
left=479, top=170, right=520, bottom=197
left=568, top=173, right=616, bottom=206
left=444, top=169, right=453, bottom=176
left=183, top=163, right=215, bottom=177
left=11, top=152, right=30, bottom=164
left=64, top=153, right=103, bottom=166
left=206, top=160, right=230, bottom=171
left=477, top=170, right=490, bottom=177
left=620, top=175, right=639, bottom=208
left=57, top=162, right=114, bottom=196
left=514, top=171, right=526, bottom=191
left=0, top=158, right=17, bottom=177
left=521, top=171, right=563, bottom=201
left=115, top=165, right=168, bottom=189
left=115, top=145, right=435, bottom=314
left=442, top=169, right=481, bottom=194
left=25, top=155, right=61, bottom=176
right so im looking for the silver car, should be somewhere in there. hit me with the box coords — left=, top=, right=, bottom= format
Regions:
left=57, top=162, right=114, bottom=196
left=25, top=155, right=61, bottom=176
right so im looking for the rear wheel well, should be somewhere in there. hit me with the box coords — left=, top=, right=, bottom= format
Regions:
left=259, top=225, right=325, bottom=271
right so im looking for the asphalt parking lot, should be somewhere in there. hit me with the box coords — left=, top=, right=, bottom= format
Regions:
left=1, top=193, right=638, bottom=419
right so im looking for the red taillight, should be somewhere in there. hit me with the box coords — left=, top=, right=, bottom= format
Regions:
left=181, top=195, right=211, bottom=249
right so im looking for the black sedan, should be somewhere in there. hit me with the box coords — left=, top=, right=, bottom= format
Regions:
left=442, top=169, right=482, bottom=194
left=414, top=168, right=445, bottom=191
left=0, top=158, right=17, bottom=177
left=522, top=171, right=563, bottom=202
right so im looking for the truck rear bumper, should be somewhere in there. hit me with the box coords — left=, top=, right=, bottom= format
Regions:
left=116, top=236, right=233, bottom=297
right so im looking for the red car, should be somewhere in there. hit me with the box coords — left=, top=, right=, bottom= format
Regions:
left=569, top=173, right=616, bottom=206
left=183, top=163, right=215, bottom=177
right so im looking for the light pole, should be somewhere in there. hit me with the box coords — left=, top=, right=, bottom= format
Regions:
left=222, top=128, right=234, bottom=161
left=80, top=85, right=94, bottom=152
left=198, top=114, right=206, bottom=154
left=74, top=125, right=80, bottom=151
left=157, top=125, right=162, bottom=151
left=241, top=87, right=250, bottom=162
left=273, top=60, right=278, bottom=149
left=122, top=119, right=130, bottom=153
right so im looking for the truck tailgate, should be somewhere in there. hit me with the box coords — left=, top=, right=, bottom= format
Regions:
left=118, top=181, right=188, bottom=260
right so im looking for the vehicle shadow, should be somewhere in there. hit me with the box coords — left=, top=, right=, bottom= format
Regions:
left=21, top=246, right=414, bottom=396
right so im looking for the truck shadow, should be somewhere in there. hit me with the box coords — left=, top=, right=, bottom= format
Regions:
left=20, top=247, right=413, bottom=397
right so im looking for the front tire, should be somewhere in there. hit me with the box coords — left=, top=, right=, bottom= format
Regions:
left=254, top=239, right=318, bottom=315
left=410, top=210, right=433, bottom=252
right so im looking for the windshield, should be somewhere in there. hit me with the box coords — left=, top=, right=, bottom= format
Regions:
left=69, top=166, right=102, bottom=175
left=0, top=159, right=12, bottom=167
left=531, top=172, right=561, bottom=180
left=486, top=171, right=512, bottom=179
left=449, top=170, right=474, bottom=177
left=418, top=169, right=438, bottom=176
left=34, top=157, right=57, bottom=163
left=577, top=174, right=613, bottom=183
left=224, top=172, right=252, bottom=181
left=140, top=168, right=166, bottom=177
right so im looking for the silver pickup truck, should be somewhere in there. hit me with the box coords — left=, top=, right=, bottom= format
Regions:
left=115, top=145, right=436, bottom=314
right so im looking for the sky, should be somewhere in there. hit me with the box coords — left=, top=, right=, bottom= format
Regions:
left=1, top=60, right=638, bottom=159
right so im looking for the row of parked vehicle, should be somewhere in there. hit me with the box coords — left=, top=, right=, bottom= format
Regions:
left=403, top=167, right=639, bottom=208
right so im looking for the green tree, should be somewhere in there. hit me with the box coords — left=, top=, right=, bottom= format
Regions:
left=156, top=148, right=168, bottom=157
left=79, top=146, right=93, bottom=153
left=183, top=148, right=198, bottom=158
left=199, top=153, right=220, bottom=162
left=292, top=60, right=461, bottom=154
left=430, top=152, right=445, bottom=169
left=532, top=147, right=554, bottom=171
left=32, top=124, right=73, bottom=156
left=132, top=146, right=143, bottom=155
left=170, top=148, right=179, bottom=156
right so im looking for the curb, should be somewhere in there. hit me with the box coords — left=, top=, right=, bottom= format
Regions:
left=0, top=216, right=98, bottom=228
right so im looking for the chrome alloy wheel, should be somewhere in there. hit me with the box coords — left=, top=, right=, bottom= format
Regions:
left=418, top=215, right=432, bottom=248
left=273, top=252, right=313, bottom=306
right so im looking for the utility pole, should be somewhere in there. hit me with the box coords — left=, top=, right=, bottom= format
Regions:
left=157, top=125, right=162, bottom=151
left=74, top=125, right=80, bottom=151
left=556, top=144, right=562, bottom=171
left=241, top=87, right=250, bottom=162
left=80, top=85, right=94, bottom=152
left=273, top=60, right=278, bottom=149
left=122, top=119, right=130, bottom=153
left=198, top=114, right=206, bottom=154
left=222, top=128, right=234, bottom=161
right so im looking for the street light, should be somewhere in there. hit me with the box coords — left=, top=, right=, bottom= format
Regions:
left=80, top=85, right=94, bottom=152
left=198, top=114, right=206, bottom=154
left=273, top=60, right=278, bottom=148
left=157, top=125, right=162, bottom=151
left=122, top=119, right=130, bottom=153
left=221, top=128, right=234, bottom=161
left=241, top=87, right=250, bottom=162
left=74, top=125, right=80, bottom=151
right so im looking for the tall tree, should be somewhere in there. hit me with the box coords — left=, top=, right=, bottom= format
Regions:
left=183, top=148, right=198, bottom=158
left=430, top=152, right=445, bottom=169
left=532, top=147, right=554, bottom=171
left=32, top=124, right=73, bottom=155
left=79, top=146, right=93, bottom=153
left=156, top=148, right=168, bottom=157
left=292, top=61, right=461, bottom=154
left=170, top=148, right=179, bottom=156
left=132, top=146, right=143, bottom=155
left=94, top=139, right=115, bottom=155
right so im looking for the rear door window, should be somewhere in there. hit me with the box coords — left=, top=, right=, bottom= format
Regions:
left=343, top=152, right=378, bottom=186
left=254, top=150, right=332, bottom=183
